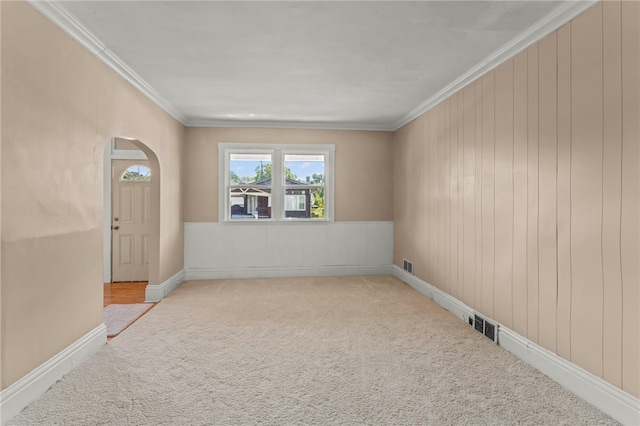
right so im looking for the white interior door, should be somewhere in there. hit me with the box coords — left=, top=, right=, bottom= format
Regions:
left=112, top=160, right=151, bottom=282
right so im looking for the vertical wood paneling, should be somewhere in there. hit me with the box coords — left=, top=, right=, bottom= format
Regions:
left=494, top=59, right=515, bottom=327
left=438, top=103, right=447, bottom=292
left=556, top=24, right=573, bottom=360
left=463, top=85, right=476, bottom=306
left=481, top=72, right=495, bottom=317
left=400, top=127, right=410, bottom=266
left=392, top=1, right=637, bottom=398
left=434, top=107, right=442, bottom=287
left=620, top=0, right=640, bottom=397
left=512, top=50, right=529, bottom=337
left=430, top=110, right=440, bottom=286
left=474, top=81, right=484, bottom=309
left=601, top=0, right=623, bottom=388
left=538, top=32, right=558, bottom=353
left=444, top=99, right=451, bottom=296
left=422, top=115, right=432, bottom=284
left=422, top=116, right=430, bottom=281
left=571, top=3, right=604, bottom=377
left=404, top=123, right=417, bottom=267
left=526, top=44, right=540, bottom=342
left=449, top=94, right=460, bottom=298
left=392, top=128, right=405, bottom=267
left=457, top=94, right=465, bottom=299
left=411, top=119, right=425, bottom=279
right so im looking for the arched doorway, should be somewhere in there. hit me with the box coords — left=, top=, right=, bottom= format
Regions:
left=103, top=138, right=161, bottom=291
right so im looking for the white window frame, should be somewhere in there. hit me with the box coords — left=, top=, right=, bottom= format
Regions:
left=219, top=143, right=335, bottom=222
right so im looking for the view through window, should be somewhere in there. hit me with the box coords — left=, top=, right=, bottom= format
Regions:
left=220, top=144, right=334, bottom=221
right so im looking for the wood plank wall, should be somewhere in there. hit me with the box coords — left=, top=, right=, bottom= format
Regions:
left=392, top=1, right=639, bottom=397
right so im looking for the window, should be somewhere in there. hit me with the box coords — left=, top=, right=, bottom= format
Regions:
left=120, top=164, right=151, bottom=181
left=228, top=153, right=273, bottom=219
left=285, top=193, right=306, bottom=211
left=219, top=144, right=334, bottom=222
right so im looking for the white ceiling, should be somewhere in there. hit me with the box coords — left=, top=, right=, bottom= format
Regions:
left=39, top=1, right=593, bottom=130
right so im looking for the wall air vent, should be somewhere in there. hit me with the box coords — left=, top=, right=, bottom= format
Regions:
left=474, top=315, right=484, bottom=334
left=484, top=321, right=496, bottom=342
left=403, top=259, right=414, bottom=275
left=473, top=313, right=497, bottom=343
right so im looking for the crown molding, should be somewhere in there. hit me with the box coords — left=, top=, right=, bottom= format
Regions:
left=26, top=0, right=188, bottom=126
left=26, top=0, right=393, bottom=132
left=185, top=117, right=394, bottom=132
left=391, top=0, right=599, bottom=131
left=28, top=0, right=598, bottom=133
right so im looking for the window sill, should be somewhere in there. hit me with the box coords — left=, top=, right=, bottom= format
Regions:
left=221, top=218, right=333, bottom=225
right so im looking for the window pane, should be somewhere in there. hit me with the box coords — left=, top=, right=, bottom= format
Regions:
left=229, top=187, right=271, bottom=219
left=284, top=154, right=324, bottom=185
left=121, top=165, right=151, bottom=181
left=310, top=188, right=325, bottom=219
left=230, top=153, right=272, bottom=185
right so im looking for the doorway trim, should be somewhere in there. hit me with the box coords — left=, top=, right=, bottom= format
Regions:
left=103, top=138, right=149, bottom=283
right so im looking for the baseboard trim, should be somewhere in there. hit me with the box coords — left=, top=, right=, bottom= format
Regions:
left=145, top=269, right=185, bottom=302
left=391, top=266, right=639, bottom=425
left=0, top=324, right=107, bottom=426
left=392, top=266, right=475, bottom=324
left=499, top=328, right=640, bottom=426
left=185, top=265, right=393, bottom=281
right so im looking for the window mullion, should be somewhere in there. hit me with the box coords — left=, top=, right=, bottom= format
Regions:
left=223, top=149, right=230, bottom=220
left=271, top=150, right=284, bottom=220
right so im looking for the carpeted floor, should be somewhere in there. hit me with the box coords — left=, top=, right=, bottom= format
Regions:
left=103, top=303, right=154, bottom=337
left=10, top=276, right=617, bottom=425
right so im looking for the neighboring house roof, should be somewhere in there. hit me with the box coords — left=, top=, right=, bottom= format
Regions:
left=230, top=177, right=310, bottom=196
left=252, top=177, right=307, bottom=186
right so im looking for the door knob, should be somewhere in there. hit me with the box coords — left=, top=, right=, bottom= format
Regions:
left=112, top=226, right=119, bottom=230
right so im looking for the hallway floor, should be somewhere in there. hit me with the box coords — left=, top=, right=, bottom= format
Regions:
left=104, top=282, right=154, bottom=340
left=104, top=282, right=148, bottom=306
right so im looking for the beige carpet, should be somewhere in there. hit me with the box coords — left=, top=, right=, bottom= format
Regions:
left=103, top=303, right=154, bottom=337
left=10, top=276, right=617, bottom=425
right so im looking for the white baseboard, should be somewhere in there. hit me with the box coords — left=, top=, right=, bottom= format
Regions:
left=0, top=324, right=107, bottom=426
left=391, top=265, right=640, bottom=426
left=145, top=269, right=185, bottom=302
left=499, top=328, right=640, bottom=426
left=392, top=266, right=475, bottom=325
left=185, top=265, right=393, bottom=281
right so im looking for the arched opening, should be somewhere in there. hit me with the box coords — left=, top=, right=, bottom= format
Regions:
left=103, top=137, right=161, bottom=295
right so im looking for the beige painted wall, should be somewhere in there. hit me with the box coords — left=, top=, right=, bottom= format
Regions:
left=1, top=2, right=185, bottom=390
left=393, top=1, right=639, bottom=398
left=185, top=127, right=393, bottom=222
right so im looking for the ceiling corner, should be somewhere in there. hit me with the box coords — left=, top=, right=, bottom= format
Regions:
left=391, top=0, right=599, bottom=131
left=26, top=0, right=188, bottom=126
